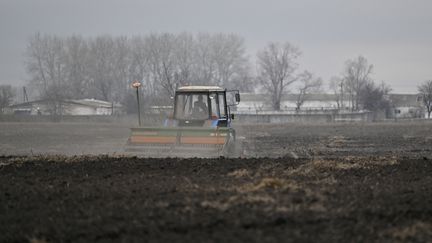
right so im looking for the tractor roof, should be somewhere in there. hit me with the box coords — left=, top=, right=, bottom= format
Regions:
left=177, top=86, right=225, bottom=92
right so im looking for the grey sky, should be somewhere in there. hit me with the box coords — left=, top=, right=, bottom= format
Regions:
left=1, top=0, right=431, bottom=93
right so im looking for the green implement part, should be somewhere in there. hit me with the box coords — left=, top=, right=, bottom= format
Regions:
left=125, top=127, right=236, bottom=157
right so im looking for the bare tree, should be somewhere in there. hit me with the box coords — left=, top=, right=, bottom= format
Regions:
left=87, top=35, right=122, bottom=101
left=144, top=33, right=180, bottom=101
left=194, top=33, right=215, bottom=85
left=257, top=42, right=300, bottom=110
left=0, top=85, right=14, bottom=114
left=360, top=81, right=391, bottom=112
left=128, top=36, right=148, bottom=83
left=329, top=76, right=345, bottom=109
left=64, top=35, right=90, bottom=99
left=111, top=36, right=130, bottom=103
left=210, top=33, right=250, bottom=90
left=295, top=71, right=322, bottom=110
left=25, top=33, right=68, bottom=115
left=343, top=56, right=373, bottom=111
left=194, top=33, right=251, bottom=90
left=142, top=33, right=196, bottom=101
left=174, top=32, right=195, bottom=86
left=418, top=80, right=432, bottom=118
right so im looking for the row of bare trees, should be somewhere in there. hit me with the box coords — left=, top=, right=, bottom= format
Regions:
left=256, top=50, right=392, bottom=112
left=26, top=33, right=328, bottom=112
left=25, top=32, right=252, bottom=112
left=28, top=33, right=426, bottom=114
left=328, top=56, right=392, bottom=112
left=256, top=42, right=322, bottom=110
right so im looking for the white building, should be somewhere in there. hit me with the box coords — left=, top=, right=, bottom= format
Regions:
left=7, top=98, right=122, bottom=116
left=389, top=94, right=425, bottom=118
left=237, top=93, right=425, bottom=118
left=237, top=93, right=339, bottom=113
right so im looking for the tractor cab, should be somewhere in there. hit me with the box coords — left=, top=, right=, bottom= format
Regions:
left=171, top=86, right=239, bottom=127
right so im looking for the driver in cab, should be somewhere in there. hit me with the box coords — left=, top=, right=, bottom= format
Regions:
left=192, top=95, right=208, bottom=119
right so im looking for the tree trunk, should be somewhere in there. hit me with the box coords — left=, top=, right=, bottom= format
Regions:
left=273, top=100, right=280, bottom=111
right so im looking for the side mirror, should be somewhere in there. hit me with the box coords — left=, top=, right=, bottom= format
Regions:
left=231, top=113, right=235, bottom=120
left=235, top=93, right=240, bottom=103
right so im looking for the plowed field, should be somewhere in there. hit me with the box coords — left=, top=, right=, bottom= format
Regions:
left=1, top=121, right=432, bottom=242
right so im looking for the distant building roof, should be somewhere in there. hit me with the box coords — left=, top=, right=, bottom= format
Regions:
left=388, top=94, right=422, bottom=107
left=240, top=93, right=423, bottom=107
left=240, top=93, right=336, bottom=102
left=177, top=86, right=224, bottom=92
left=9, top=98, right=121, bottom=109
left=69, top=99, right=119, bottom=108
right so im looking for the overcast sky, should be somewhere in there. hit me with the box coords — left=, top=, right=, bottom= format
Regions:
left=1, top=0, right=431, bottom=93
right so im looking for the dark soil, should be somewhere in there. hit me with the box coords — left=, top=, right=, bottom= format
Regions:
left=240, top=122, right=432, bottom=158
left=1, top=121, right=432, bottom=242
left=1, top=156, right=432, bottom=242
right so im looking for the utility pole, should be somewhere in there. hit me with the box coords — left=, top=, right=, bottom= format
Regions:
left=339, top=79, right=344, bottom=108
left=23, top=86, right=28, bottom=103
left=132, top=80, right=142, bottom=126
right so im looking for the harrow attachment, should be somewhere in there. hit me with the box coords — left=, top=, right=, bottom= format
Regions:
left=125, top=127, right=236, bottom=157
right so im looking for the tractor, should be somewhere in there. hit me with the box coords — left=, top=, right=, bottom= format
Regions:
left=126, top=86, right=241, bottom=157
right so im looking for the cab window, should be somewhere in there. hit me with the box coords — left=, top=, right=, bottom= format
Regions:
left=209, top=93, right=219, bottom=119
left=175, top=93, right=209, bottom=120
left=218, top=93, right=227, bottom=118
